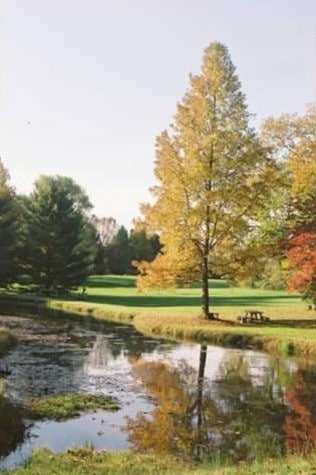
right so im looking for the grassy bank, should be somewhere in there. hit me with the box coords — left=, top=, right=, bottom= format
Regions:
left=2, top=275, right=316, bottom=357
left=3, top=446, right=316, bottom=475
left=45, top=275, right=316, bottom=358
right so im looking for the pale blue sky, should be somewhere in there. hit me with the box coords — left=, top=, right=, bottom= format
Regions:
left=1, top=1, right=315, bottom=227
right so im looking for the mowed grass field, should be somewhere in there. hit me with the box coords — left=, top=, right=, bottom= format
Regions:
left=46, top=275, right=316, bottom=357
left=82, top=275, right=307, bottom=319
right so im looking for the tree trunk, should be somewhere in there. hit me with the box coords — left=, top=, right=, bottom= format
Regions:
left=202, top=199, right=212, bottom=319
left=194, top=344, right=208, bottom=459
left=197, top=344, right=207, bottom=427
left=202, top=255, right=212, bottom=318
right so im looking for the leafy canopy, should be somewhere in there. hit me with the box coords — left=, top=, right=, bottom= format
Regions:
left=261, top=105, right=316, bottom=299
left=136, top=42, right=276, bottom=316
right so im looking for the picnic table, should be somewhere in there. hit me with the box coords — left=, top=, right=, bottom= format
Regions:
left=236, top=310, right=270, bottom=324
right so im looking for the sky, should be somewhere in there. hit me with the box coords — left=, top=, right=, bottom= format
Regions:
left=1, top=1, right=316, bottom=228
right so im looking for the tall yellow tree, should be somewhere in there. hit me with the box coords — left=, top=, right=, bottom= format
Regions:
left=137, top=42, right=275, bottom=318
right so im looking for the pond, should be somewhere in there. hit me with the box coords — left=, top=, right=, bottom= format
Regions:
left=1, top=304, right=316, bottom=469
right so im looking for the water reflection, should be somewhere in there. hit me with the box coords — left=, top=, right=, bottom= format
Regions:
left=1, top=304, right=316, bottom=468
left=0, top=307, right=174, bottom=469
left=0, top=397, right=26, bottom=457
left=126, top=345, right=316, bottom=463
left=283, top=368, right=316, bottom=454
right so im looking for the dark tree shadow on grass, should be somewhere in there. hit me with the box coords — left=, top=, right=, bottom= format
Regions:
left=85, top=293, right=299, bottom=309
left=85, top=276, right=135, bottom=288
left=85, top=277, right=230, bottom=290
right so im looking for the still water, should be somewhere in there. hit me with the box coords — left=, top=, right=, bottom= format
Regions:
left=1, top=306, right=316, bottom=469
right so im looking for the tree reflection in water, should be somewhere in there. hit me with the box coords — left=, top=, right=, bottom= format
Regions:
left=126, top=353, right=205, bottom=459
left=126, top=346, right=316, bottom=463
left=0, top=396, right=27, bottom=458
left=283, top=367, right=316, bottom=454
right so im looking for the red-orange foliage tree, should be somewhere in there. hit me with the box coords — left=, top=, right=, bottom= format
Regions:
left=287, top=233, right=316, bottom=304
left=261, top=105, right=316, bottom=296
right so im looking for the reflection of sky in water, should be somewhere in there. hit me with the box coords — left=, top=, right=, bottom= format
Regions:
left=143, top=345, right=299, bottom=386
left=3, top=403, right=152, bottom=470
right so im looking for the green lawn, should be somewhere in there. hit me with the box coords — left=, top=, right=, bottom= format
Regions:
left=72, top=275, right=311, bottom=321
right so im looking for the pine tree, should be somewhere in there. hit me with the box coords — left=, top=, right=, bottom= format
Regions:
left=0, top=160, right=20, bottom=285
left=22, top=175, right=98, bottom=290
left=105, top=226, right=131, bottom=275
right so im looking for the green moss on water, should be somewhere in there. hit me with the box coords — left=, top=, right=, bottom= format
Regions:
left=26, top=393, right=120, bottom=421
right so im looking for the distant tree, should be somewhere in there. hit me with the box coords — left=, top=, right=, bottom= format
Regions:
left=136, top=42, right=276, bottom=318
left=257, top=259, right=288, bottom=291
left=105, top=226, right=131, bottom=275
left=260, top=104, right=316, bottom=234
left=0, top=160, right=20, bottom=286
left=289, top=122, right=316, bottom=236
left=91, top=215, right=119, bottom=246
left=21, top=175, right=98, bottom=289
left=261, top=105, right=316, bottom=299
left=130, top=229, right=161, bottom=265
left=91, top=216, right=120, bottom=274
left=92, top=237, right=107, bottom=275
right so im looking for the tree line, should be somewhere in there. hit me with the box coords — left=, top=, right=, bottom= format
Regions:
left=0, top=169, right=160, bottom=292
left=0, top=41, right=315, bottom=315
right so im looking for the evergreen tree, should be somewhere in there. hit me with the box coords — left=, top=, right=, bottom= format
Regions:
left=105, top=226, right=131, bottom=275
left=0, top=160, right=20, bottom=286
left=22, top=175, right=98, bottom=289
left=130, top=229, right=161, bottom=264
